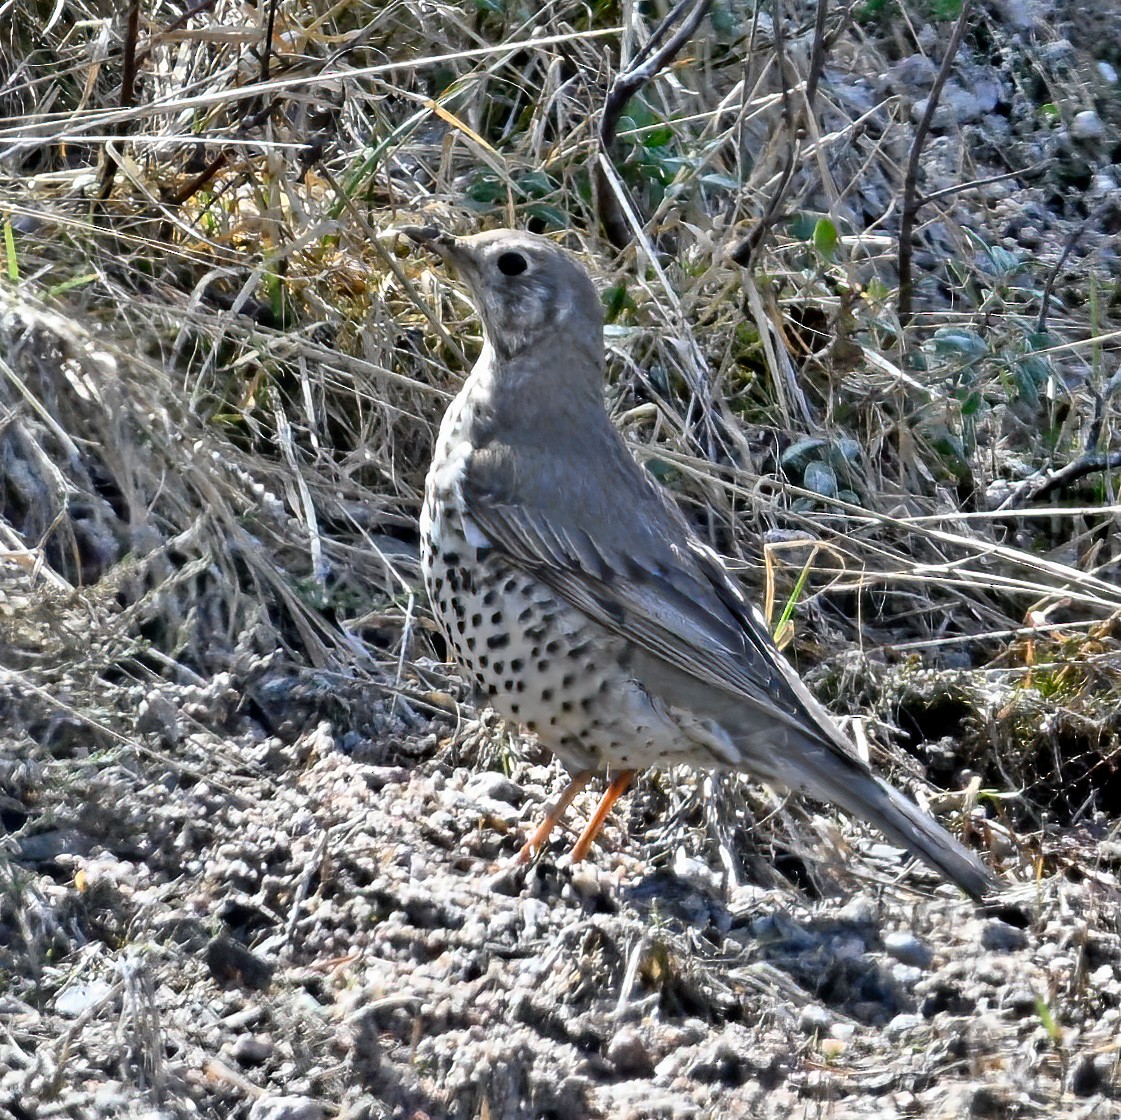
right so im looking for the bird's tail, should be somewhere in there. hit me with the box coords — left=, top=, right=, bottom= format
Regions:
left=822, top=765, right=998, bottom=903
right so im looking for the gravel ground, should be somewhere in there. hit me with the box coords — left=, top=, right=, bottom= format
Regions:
left=3, top=2, right=1121, bottom=1117
left=2, top=564, right=1119, bottom=1120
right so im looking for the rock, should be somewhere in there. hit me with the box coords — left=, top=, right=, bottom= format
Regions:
left=798, top=1004, right=834, bottom=1035
left=55, top=979, right=114, bottom=1018
left=205, top=935, right=274, bottom=991
left=607, top=1026, right=654, bottom=1075
left=885, top=1013, right=924, bottom=1037
left=883, top=931, right=934, bottom=970
left=465, top=770, right=524, bottom=807
left=231, top=1033, right=273, bottom=1064
left=1071, top=111, right=1104, bottom=141
left=981, top=921, right=1028, bottom=952
left=671, top=849, right=722, bottom=896
left=248, top=1097, right=324, bottom=1120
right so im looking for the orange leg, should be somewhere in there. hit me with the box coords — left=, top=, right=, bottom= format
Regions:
left=517, top=769, right=593, bottom=864
left=569, top=770, right=636, bottom=863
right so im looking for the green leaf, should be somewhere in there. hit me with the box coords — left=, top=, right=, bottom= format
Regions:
left=516, top=170, right=553, bottom=197
left=643, top=125, right=674, bottom=149
left=960, top=390, right=983, bottom=416
left=3, top=220, right=19, bottom=282
left=804, top=460, right=838, bottom=498
left=646, top=459, right=679, bottom=484
left=699, top=172, right=741, bottom=191
left=523, top=202, right=568, bottom=229
left=46, top=273, right=97, bottom=297
left=932, top=327, right=988, bottom=361
left=985, top=245, right=1021, bottom=275
left=781, top=438, right=827, bottom=474
left=602, top=281, right=636, bottom=322
left=788, top=213, right=818, bottom=241
left=813, top=218, right=839, bottom=259
left=466, top=174, right=506, bottom=203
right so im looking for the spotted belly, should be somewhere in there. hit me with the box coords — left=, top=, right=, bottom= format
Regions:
left=421, top=509, right=707, bottom=772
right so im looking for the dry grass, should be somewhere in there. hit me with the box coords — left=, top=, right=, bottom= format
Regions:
left=1, top=0, right=1119, bottom=848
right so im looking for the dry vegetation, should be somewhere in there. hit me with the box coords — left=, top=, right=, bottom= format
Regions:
left=1, top=1, right=1121, bottom=1118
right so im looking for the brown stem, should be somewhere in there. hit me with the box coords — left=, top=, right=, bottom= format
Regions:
left=594, top=0, right=714, bottom=249
left=727, top=0, right=832, bottom=267
left=897, top=0, right=973, bottom=331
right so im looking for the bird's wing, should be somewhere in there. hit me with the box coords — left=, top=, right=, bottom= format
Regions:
left=465, top=495, right=838, bottom=746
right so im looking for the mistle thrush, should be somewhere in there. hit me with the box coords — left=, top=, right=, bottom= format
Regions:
left=406, top=225, right=998, bottom=902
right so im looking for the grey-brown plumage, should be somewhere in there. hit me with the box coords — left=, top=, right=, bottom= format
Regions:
left=407, top=225, right=999, bottom=903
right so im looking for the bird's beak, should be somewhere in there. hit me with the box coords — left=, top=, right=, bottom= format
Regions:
left=400, top=225, right=459, bottom=261
left=399, top=226, right=481, bottom=290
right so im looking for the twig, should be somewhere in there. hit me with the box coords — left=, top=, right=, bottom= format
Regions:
left=998, top=450, right=1121, bottom=510
left=594, top=0, right=713, bottom=248
left=727, top=0, right=831, bottom=267
left=1036, top=208, right=1103, bottom=334
left=96, top=0, right=142, bottom=203
left=919, top=163, right=1047, bottom=208
left=897, top=0, right=973, bottom=330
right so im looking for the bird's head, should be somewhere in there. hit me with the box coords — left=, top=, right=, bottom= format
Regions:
left=402, top=226, right=604, bottom=364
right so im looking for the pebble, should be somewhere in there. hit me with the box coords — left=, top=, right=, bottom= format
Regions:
left=799, top=1004, right=834, bottom=1035
left=883, top=931, right=934, bottom=970
left=981, top=921, right=1028, bottom=952
left=55, top=979, right=113, bottom=1018
left=885, top=1013, right=925, bottom=1037
left=232, top=1033, right=273, bottom=1064
left=248, top=1097, right=325, bottom=1120
left=671, top=849, right=722, bottom=896
left=465, top=771, right=525, bottom=807
left=606, top=1026, right=654, bottom=1075
left=1071, top=110, right=1104, bottom=141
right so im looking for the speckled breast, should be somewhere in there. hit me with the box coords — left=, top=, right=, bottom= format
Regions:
left=420, top=480, right=703, bottom=773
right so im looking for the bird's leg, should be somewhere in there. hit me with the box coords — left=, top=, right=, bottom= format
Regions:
left=569, top=769, right=637, bottom=863
left=517, top=769, right=593, bottom=864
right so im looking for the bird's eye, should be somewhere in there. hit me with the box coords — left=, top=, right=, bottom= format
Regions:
left=496, top=251, right=527, bottom=277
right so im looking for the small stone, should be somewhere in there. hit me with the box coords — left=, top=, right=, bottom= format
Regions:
left=1001, top=987, right=1039, bottom=1017
left=820, top=1037, right=845, bottom=1060
left=232, top=1033, right=273, bottom=1064
left=1041, top=40, right=1075, bottom=69
left=1071, top=111, right=1104, bottom=141
left=1099, top=61, right=1118, bottom=84
left=55, top=979, right=113, bottom=1018
left=799, top=1004, right=834, bottom=1035
left=981, top=921, right=1028, bottom=952
left=566, top=864, right=606, bottom=900
left=465, top=771, right=524, bottom=807
left=248, top=1097, right=324, bottom=1120
left=891, top=964, right=923, bottom=988
left=606, top=1026, right=653, bottom=1075
left=671, top=848, right=722, bottom=895
left=205, top=935, right=274, bottom=991
left=835, top=897, right=876, bottom=925
left=884, top=1013, right=924, bottom=1037
left=883, top=931, right=934, bottom=970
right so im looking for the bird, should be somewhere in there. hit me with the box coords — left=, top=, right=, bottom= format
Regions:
left=403, top=224, right=999, bottom=903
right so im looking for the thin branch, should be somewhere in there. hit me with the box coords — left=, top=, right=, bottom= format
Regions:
left=727, top=0, right=832, bottom=267
left=897, top=0, right=973, bottom=330
left=999, top=451, right=1121, bottom=510
left=96, top=0, right=142, bottom=203
left=594, top=0, right=713, bottom=249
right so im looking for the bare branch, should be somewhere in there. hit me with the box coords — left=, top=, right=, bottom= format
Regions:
left=897, top=0, right=973, bottom=330
left=594, top=0, right=714, bottom=248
